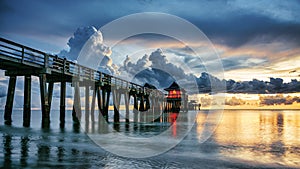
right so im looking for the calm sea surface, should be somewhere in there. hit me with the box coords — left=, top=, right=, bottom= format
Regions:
left=0, top=110, right=299, bottom=169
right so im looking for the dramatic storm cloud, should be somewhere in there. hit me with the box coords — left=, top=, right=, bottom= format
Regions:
left=1, top=1, right=300, bottom=98
left=226, top=78, right=300, bottom=94
left=120, top=49, right=198, bottom=91
left=2, top=1, right=299, bottom=53
left=59, top=26, right=98, bottom=61
left=58, top=26, right=117, bottom=75
left=120, top=48, right=300, bottom=94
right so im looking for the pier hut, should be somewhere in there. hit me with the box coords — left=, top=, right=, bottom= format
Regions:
left=164, top=82, right=187, bottom=113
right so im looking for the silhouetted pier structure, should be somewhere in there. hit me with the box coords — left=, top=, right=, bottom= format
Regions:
left=0, top=37, right=188, bottom=127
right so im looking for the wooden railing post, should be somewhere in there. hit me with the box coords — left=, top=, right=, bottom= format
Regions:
left=63, top=58, right=66, bottom=74
left=21, top=47, right=25, bottom=63
left=44, top=54, right=49, bottom=68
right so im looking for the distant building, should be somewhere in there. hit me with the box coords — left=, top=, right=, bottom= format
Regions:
left=188, top=100, right=201, bottom=110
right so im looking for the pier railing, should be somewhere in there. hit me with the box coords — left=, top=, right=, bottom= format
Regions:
left=0, top=37, right=190, bottom=127
left=0, top=37, right=159, bottom=96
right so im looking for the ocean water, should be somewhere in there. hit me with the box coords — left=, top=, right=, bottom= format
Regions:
left=0, top=110, right=300, bottom=169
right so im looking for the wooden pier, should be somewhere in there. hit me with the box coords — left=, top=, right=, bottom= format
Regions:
left=0, top=37, right=188, bottom=127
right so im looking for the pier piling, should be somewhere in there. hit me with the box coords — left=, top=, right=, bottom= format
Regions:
left=90, top=87, right=96, bottom=123
left=60, top=81, right=66, bottom=125
left=39, top=74, right=50, bottom=127
left=23, top=75, right=31, bottom=127
left=4, top=76, right=16, bottom=125
left=133, top=94, right=139, bottom=123
left=85, top=86, right=90, bottom=123
left=124, top=92, right=130, bottom=123
left=112, top=89, right=120, bottom=123
left=72, top=81, right=81, bottom=123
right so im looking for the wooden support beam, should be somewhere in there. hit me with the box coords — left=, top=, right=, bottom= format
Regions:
left=133, top=94, right=138, bottom=123
left=4, top=76, right=17, bottom=125
left=145, top=96, right=151, bottom=123
left=117, top=91, right=121, bottom=122
left=90, top=87, right=96, bottom=123
left=85, top=86, right=90, bottom=124
left=154, top=97, right=161, bottom=122
left=145, top=96, right=150, bottom=111
left=102, top=89, right=110, bottom=122
left=101, top=89, right=106, bottom=120
left=159, top=97, right=164, bottom=122
left=150, top=97, right=155, bottom=123
left=60, top=81, right=66, bottom=125
left=39, top=74, right=50, bottom=127
left=48, top=82, right=54, bottom=110
left=105, top=90, right=111, bottom=122
left=112, top=89, right=120, bottom=123
left=139, top=95, right=145, bottom=123
left=23, top=75, right=31, bottom=127
left=97, top=86, right=103, bottom=117
left=124, top=92, right=130, bottom=123
left=72, top=81, right=81, bottom=123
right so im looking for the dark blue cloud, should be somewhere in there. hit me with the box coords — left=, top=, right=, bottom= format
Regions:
left=1, top=0, right=300, bottom=52
left=221, top=56, right=267, bottom=71
left=167, top=47, right=268, bottom=72
left=191, top=13, right=300, bottom=47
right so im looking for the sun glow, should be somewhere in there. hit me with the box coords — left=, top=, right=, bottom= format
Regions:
left=191, top=93, right=300, bottom=110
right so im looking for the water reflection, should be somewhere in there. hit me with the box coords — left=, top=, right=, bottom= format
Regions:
left=0, top=110, right=180, bottom=168
left=198, top=110, right=300, bottom=166
left=3, top=134, right=12, bottom=168
left=80, top=111, right=178, bottom=138
left=20, top=136, right=29, bottom=167
left=0, top=110, right=300, bottom=168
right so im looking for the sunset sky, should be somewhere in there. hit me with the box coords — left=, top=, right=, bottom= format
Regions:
left=1, top=0, right=300, bottom=83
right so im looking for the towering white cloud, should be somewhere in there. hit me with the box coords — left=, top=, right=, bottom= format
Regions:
left=59, top=26, right=97, bottom=61
left=59, top=26, right=117, bottom=75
